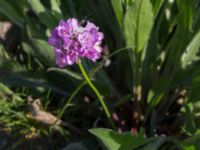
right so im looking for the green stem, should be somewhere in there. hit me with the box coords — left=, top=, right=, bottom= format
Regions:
left=78, top=61, right=116, bottom=129
left=57, top=81, right=87, bottom=119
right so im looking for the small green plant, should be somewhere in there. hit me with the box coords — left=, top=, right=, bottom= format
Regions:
left=0, top=83, right=68, bottom=149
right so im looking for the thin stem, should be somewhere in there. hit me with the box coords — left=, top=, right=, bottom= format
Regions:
left=78, top=61, right=116, bottom=129
left=57, top=81, right=87, bottom=119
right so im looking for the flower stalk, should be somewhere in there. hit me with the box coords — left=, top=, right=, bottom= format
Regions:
left=78, top=61, right=116, bottom=129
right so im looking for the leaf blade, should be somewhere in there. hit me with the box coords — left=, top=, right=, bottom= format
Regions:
left=89, top=128, right=147, bottom=150
left=124, top=0, right=154, bottom=52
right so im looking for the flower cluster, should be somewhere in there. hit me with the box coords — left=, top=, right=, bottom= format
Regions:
left=48, top=18, right=104, bottom=67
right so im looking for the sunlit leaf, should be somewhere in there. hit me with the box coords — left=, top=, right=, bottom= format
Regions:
left=181, top=30, right=200, bottom=68
left=50, top=0, right=63, bottom=20
left=124, top=0, right=154, bottom=52
left=89, top=128, right=147, bottom=150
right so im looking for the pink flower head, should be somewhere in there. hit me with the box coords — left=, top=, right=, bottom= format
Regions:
left=48, top=18, right=104, bottom=68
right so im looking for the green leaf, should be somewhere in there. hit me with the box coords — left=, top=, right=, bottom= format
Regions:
left=50, top=0, right=63, bottom=20
left=147, top=78, right=165, bottom=106
left=0, top=68, right=69, bottom=96
left=183, top=145, right=195, bottom=150
left=28, top=0, right=58, bottom=29
left=47, top=67, right=83, bottom=80
left=183, top=104, right=196, bottom=134
left=111, top=0, right=123, bottom=28
left=0, top=0, right=24, bottom=27
left=0, top=44, right=9, bottom=62
left=182, top=132, right=200, bottom=150
left=151, top=0, right=165, bottom=17
left=193, top=5, right=200, bottom=32
left=181, top=30, right=200, bottom=68
left=22, top=39, right=54, bottom=67
left=176, top=0, right=195, bottom=31
left=50, top=0, right=62, bottom=14
left=89, top=128, right=147, bottom=150
left=0, top=83, right=13, bottom=95
left=25, top=17, right=47, bottom=39
left=188, top=72, right=200, bottom=102
left=183, top=131, right=200, bottom=146
left=124, top=0, right=154, bottom=52
left=141, top=137, right=165, bottom=150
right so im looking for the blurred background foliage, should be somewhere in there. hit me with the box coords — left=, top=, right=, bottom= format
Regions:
left=0, top=0, right=200, bottom=149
